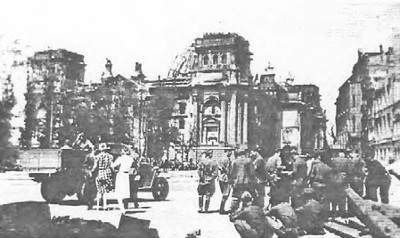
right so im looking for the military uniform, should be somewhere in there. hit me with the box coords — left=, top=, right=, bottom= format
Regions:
left=348, top=157, right=365, bottom=197
left=218, top=151, right=233, bottom=213
left=328, top=155, right=351, bottom=216
left=365, top=159, right=391, bottom=204
left=295, top=189, right=328, bottom=235
left=265, top=202, right=297, bottom=228
left=252, top=151, right=269, bottom=207
left=291, top=155, right=308, bottom=208
left=231, top=205, right=275, bottom=238
left=309, top=159, right=332, bottom=210
left=197, top=154, right=218, bottom=212
left=229, top=152, right=256, bottom=212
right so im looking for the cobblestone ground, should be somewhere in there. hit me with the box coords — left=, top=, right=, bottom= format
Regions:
left=1, top=171, right=400, bottom=238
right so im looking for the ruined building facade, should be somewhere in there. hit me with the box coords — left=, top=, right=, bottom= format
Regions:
left=336, top=45, right=400, bottom=163
left=148, top=33, right=327, bottom=161
left=22, top=49, right=86, bottom=148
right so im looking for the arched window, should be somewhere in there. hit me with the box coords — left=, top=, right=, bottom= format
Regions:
left=213, top=54, right=218, bottom=65
left=203, top=55, right=209, bottom=65
left=221, top=54, right=227, bottom=64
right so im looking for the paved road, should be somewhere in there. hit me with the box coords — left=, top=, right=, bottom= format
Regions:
left=0, top=171, right=239, bottom=238
left=1, top=171, right=400, bottom=238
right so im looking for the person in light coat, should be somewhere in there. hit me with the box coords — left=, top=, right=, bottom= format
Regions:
left=112, top=147, right=134, bottom=213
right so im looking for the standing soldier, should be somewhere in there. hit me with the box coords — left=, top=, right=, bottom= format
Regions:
left=364, top=155, right=391, bottom=204
left=218, top=149, right=233, bottom=214
left=229, top=149, right=256, bottom=213
left=309, top=155, right=332, bottom=210
left=348, top=150, right=365, bottom=197
left=290, top=153, right=309, bottom=208
left=250, top=148, right=269, bottom=208
left=197, top=150, right=218, bottom=213
left=329, top=151, right=351, bottom=216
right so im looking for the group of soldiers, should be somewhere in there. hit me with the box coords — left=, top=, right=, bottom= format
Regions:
left=197, top=146, right=393, bottom=238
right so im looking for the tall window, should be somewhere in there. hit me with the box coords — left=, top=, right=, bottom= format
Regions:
left=179, top=119, right=185, bottom=129
left=352, top=116, right=356, bottom=132
left=352, top=95, right=356, bottom=108
left=213, top=54, right=219, bottom=65
left=203, top=55, right=209, bottom=65
left=221, top=54, right=227, bottom=64
left=179, top=103, right=186, bottom=114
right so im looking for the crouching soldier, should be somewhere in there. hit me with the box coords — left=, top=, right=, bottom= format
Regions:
left=230, top=192, right=275, bottom=238
left=295, top=188, right=328, bottom=235
left=264, top=202, right=299, bottom=238
left=197, top=150, right=218, bottom=213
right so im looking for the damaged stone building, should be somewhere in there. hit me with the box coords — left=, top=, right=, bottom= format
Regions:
left=336, top=44, right=400, bottom=163
left=22, top=49, right=86, bottom=148
left=147, top=33, right=327, bottom=161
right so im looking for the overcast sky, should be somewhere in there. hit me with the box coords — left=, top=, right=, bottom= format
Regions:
left=1, top=0, right=400, bottom=126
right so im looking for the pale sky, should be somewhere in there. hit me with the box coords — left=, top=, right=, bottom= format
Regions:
left=1, top=0, right=400, bottom=127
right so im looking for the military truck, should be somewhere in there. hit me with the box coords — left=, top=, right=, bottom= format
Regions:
left=19, top=144, right=169, bottom=204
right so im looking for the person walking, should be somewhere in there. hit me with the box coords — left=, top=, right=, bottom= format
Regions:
left=197, top=150, right=218, bottom=213
left=218, top=149, right=233, bottom=214
left=92, top=143, right=114, bottom=210
left=112, top=147, right=134, bottom=213
left=229, top=149, right=256, bottom=212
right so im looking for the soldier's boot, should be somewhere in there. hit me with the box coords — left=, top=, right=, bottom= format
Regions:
left=198, top=196, right=204, bottom=213
left=219, top=197, right=228, bottom=214
left=204, top=198, right=210, bottom=213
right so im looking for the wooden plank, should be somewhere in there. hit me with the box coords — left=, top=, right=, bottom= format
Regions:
left=346, top=188, right=400, bottom=238
left=333, top=217, right=367, bottom=231
left=324, top=221, right=372, bottom=238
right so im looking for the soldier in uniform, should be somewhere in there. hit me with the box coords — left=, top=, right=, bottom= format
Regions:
left=264, top=202, right=299, bottom=238
left=329, top=151, right=351, bottom=216
left=250, top=148, right=269, bottom=208
left=348, top=150, right=365, bottom=197
left=230, top=192, right=275, bottom=238
left=364, top=155, right=391, bottom=204
left=229, top=149, right=256, bottom=213
left=218, top=149, right=233, bottom=214
left=290, top=153, right=309, bottom=208
left=309, top=155, right=332, bottom=210
left=295, top=188, right=328, bottom=235
left=197, top=150, right=218, bottom=213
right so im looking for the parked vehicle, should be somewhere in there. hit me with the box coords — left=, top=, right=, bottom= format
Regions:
left=19, top=143, right=169, bottom=204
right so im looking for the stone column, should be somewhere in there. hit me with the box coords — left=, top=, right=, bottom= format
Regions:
left=237, top=102, right=242, bottom=144
left=228, top=91, right=237, bottom=145
left=220, top=93, right=227, bottom=143
left=192, top=94, right=199, bottom=145
left=199, top=105, right=204, bottom=145
left=243, top=96, right=248, bottom=145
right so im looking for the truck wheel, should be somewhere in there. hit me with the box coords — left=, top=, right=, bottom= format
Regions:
left=152, top=177, right=169, bottom=201
left=41, top=178, right=66, bottom=204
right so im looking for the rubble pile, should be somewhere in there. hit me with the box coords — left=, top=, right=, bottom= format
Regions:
left=0, top=202, right=159, bottom=238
